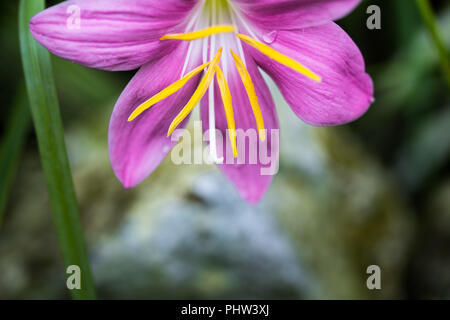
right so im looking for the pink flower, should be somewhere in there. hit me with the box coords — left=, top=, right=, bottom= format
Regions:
left=30, top=0, right=373, bottom=203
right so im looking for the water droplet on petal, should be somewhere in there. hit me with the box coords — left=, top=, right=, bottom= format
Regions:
left=262, top=31, right=278, bottom=44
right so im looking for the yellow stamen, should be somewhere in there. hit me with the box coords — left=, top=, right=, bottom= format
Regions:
left=167, top=48, right=223, bottom=136
left=236, top=33, right=321, bottom=82
left=230, top=49, right=266, bottom=141
left=215, top=65, right=237, bottom=158
left=161, top=25, right=235, bottom=41
left=128, top=61, right=211, bottom=121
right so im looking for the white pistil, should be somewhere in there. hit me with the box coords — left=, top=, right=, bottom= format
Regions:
left=208, top=0, right=223, bottom=164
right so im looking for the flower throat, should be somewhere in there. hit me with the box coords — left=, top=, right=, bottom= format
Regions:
left=128, top=0, right=321, bottom=160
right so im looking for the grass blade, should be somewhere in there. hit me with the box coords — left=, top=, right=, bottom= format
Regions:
left=416, top=0, right=450, bottom=87
left=18, top=0, right=96, bottom=299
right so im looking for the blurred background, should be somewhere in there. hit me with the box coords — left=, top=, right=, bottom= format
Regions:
left=0, top=0, right=449, bottom=299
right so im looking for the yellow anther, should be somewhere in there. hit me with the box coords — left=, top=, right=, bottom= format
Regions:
left=161, top=25, right=235, bottom=41
left=236, top=33, right=321, bottom=82
left=128, top=61, right=211, bottom=121
left=230, top=49, right=266, bottom=141
left=167, top=48, right=223, bottom=136
left=215, top=65, right=237, bottom=158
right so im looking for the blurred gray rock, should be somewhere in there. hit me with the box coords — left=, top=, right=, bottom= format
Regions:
left=92, top=174, right=312, bottom=299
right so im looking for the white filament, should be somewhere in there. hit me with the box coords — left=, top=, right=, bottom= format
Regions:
left=229, top=1, right=259, bottom=40
left=181, top=0, right=206, bottom=77
left=228, top=4, right=248, bottom=69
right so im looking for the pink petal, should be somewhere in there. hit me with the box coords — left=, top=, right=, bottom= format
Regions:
left=30, top=0, right=199, bottom=71
left=201, top=50, right=279, bottom=204
left=245, top=22, right=373, bottom=126
left=109, top=42, right=202, bottom=187
left=233, top=0, right=362, bottom=30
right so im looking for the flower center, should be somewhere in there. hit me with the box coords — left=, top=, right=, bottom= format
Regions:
left=128, top=0, right=321, bottom=160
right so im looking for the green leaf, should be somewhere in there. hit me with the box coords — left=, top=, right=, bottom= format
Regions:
left=18, top=0, right=96, bottom=299
left=0, top=85, right=30, bottom=227
left=416, top=0, right=450, bottom=88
